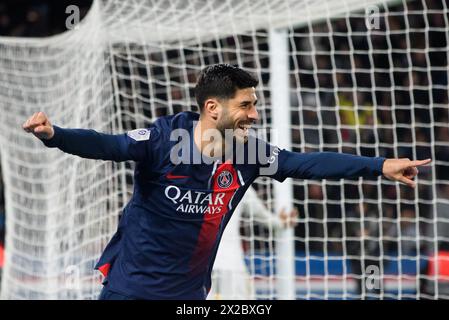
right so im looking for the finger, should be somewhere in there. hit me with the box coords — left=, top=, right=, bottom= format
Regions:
left=22, top=114, right=36, bottom=131
left=27, top=121, right=45, bottom=132
left=29, top=112, right=39, bottom=125
left=28, top=112, right=47, bottom=131
left=22, top=119, right=32, bottom=132
left=23, top=117, right=38, bottom=132
left=34, top=125, right=49, bottom=134
left=398, top=175, right=416, bottom=188
left=409, top=159, right=431, bottom=167
left=23, top=113, right=38, bottom=130
left=35, top=112, right=48, bottom=124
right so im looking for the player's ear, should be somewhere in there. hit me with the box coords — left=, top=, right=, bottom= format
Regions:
left=204, top=99, right=219, bottom=121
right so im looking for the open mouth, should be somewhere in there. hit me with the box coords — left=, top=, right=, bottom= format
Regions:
left=237, top=123, right=251, bottom=135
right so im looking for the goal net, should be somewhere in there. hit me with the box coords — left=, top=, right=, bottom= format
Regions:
left=0, top=0, right=448, bottom=299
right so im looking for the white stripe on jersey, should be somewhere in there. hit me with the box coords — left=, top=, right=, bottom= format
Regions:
left=207, top=160, right=219, bottom=189
left=237, top=170, right=245, bottom=186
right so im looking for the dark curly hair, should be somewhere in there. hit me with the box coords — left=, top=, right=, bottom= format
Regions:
left=194, top=64, right=259, bottom=112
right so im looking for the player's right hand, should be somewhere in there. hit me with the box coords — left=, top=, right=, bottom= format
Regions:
left=22, top=112, right=54, bottom=140
left=382, top=158, right=431, bottom=188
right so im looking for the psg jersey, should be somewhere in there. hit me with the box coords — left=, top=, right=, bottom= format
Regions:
left=42, top=111, right=385, bottom=299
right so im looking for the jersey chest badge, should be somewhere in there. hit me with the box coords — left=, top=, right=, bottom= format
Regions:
left=217, top=170, right=233, bottom=189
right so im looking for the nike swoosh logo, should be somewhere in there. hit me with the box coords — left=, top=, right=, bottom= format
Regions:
left=166, top=172, right=189, bottom=179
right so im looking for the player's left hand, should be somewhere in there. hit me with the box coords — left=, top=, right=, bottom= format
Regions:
left=382, top=158, right=431, bottom=188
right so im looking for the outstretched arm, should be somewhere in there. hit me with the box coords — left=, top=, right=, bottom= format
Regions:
left=270, top=150, right=386, bottom=180
left=267, top=149, right=430, bottom=188
left=22, top=112, right=152, bottom=162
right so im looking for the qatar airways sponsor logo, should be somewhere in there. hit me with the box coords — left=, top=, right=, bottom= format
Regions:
left=164, top=185, right=227, bottom=215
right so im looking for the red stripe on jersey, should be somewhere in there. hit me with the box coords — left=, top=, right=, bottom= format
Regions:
left=98, top=263, right=111, bottom=277
left=0, top=244, right=4, bottom=268
left=189, top=162, right=240, bottom=277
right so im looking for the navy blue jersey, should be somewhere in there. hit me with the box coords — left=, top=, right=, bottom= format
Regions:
left=41, top=111, right=385, bottom=299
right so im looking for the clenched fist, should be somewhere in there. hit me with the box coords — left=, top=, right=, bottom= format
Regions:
left=382, top=158, right=432, bottom=188
left=22, top=112, right=54, bottom=140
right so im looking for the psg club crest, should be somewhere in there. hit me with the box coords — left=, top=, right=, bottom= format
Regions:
left=217, top=170, right=233, bottom=189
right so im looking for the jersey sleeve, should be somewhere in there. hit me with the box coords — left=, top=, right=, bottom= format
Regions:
left=41, top=125, right=161, bottom=163
left=257, top=140, right=386, bottom=182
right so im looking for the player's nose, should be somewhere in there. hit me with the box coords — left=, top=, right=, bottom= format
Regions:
left=247, top=105, right=259, bottom=122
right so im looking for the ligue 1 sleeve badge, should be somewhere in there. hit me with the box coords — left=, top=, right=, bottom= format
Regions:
left=127, top=128, right=151, bottom=141
left=217, top=171, right=233, bottom=189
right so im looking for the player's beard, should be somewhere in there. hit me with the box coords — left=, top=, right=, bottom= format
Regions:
left=216, top=108, right=249, bottom=146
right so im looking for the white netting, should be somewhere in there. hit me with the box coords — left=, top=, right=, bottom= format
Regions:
left=0, top=0, right=448, bottom=299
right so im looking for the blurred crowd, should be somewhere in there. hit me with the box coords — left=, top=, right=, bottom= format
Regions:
left=286, top=0, right=449, bottom=296
left=0, top=0, right=91, bottom=37
left=291, top=0, right=448, bottom=252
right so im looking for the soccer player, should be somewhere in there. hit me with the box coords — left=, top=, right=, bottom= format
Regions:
left=22, top=64, right=431, bottom=300
left=209, top=186, right=298, bottom=300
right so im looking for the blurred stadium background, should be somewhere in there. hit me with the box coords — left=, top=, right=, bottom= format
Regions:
left=0, top=0, right=448, bottom=299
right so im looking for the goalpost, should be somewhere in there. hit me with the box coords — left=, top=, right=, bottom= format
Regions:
left=0, top=0, right=448, bottom=299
